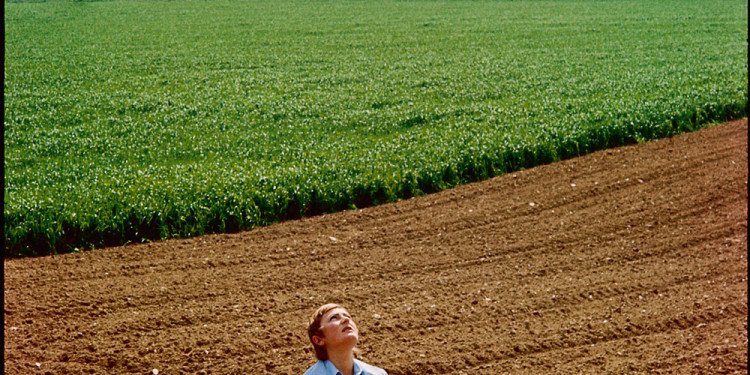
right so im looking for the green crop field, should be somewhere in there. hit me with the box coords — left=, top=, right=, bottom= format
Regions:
left=4, top=0, right=747, bottom=257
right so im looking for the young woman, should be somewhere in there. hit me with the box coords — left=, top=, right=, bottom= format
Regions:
left=304, top=303, right=387, bottom=375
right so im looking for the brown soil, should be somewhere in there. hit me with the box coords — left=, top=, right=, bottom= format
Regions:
left=4, top=119, right=748, bottom=375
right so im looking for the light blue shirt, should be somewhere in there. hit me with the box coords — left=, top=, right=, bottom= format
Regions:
left=303, top=359, right=387, bottom=375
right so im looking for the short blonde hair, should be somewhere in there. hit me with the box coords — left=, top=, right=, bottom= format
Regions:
left=307, top=303, right=360, bottom=360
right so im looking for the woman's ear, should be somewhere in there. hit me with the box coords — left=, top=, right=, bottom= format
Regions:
left=312, top=335, right=325, bottom=347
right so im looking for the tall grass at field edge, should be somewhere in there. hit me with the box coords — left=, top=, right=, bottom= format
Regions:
left=4, top=102, right=745, bottom=257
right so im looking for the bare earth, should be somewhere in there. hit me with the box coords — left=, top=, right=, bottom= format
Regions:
left=4, top=119, right=748, bottom=375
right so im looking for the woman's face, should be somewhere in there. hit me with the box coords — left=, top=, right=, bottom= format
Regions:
left=316, top=307, right=359, bottom=350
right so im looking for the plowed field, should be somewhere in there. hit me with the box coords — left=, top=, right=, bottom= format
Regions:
left=5, top=119, right=748, bottom=375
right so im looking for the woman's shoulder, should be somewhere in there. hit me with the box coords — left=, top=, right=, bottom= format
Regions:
left=303, top=360, right=328, bottom=375
left=354, top=359, right=388, bottom=375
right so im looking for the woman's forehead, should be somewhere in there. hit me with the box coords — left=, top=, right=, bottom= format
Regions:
left=323, top=307, right=350, bottom=318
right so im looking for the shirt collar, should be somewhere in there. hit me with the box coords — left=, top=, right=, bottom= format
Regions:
left=325, top=359, right=363, bottom=375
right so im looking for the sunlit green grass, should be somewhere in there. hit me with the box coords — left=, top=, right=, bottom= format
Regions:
left=4, top=0, right=747, bottom=256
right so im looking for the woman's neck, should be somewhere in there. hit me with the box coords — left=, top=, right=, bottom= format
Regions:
left=328, top=349, right=355, bottom=375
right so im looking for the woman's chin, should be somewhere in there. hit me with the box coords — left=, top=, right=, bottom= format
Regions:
left=343, top=333, right=359, bottom=345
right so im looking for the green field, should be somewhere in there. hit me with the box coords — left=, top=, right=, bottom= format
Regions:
left=4, top=0, right=747, bottom=256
